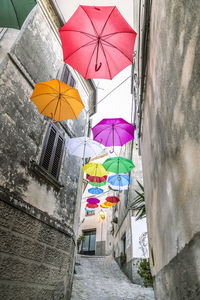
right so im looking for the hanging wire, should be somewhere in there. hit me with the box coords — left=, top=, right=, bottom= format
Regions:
left=86, top=75, right=131, bottom=114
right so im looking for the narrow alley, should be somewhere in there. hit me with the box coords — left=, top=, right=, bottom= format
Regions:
left=71, top=255, right=154, bottom=300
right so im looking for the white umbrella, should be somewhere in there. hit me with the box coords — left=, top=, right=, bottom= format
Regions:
left=66, top=137, right=104, bottom=159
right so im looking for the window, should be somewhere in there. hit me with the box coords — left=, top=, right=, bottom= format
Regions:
left=61, top=64, right=76, bottom=87
left=40, top=123, right=65, bottom=180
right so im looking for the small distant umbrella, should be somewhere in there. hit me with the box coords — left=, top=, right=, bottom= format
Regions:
left=86, top=203, right=98, bottom=209
left=88, top=187, right=103, bottom=195
left=92, top=118, right=135, bottom=152
left=104, top=201, right=117, bottom=206
left=0, top=0, right=37, bottom=29
left=30, top=79, right=84, bottom=122
left=85, top=207, right=95, bottom=212
left=83, top=162, right=108, bottom=177
left=103, top=157, right=135, bottom=174
left=108, top=174, right=132, bottom=186
left=106, top=196, right=120, bottom=204
left=100, top=202, right=114, bottom=208
left=87, top=198, right=100, bottom=204
left=66, top=137, right=103, bottom=159
left=89, top=181, right=107, bottom=187
left=86, top=174, right=107, bottom=183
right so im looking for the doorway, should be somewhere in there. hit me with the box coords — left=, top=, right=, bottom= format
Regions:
left=81, top=230, right=96, bottom=255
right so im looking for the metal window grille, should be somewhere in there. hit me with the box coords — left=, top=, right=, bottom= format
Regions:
left=40, top=123, right=65, bottom=180
left=61, top=64, right=76, bottom=87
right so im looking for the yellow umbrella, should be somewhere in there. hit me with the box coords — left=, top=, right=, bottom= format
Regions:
left=30, top=79, right=84, bottom=122
left=100, top=202, right=115, bottom=208
left=83, top=162, right=108, bottom=177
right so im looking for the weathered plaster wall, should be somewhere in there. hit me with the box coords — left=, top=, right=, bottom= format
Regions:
left=141, top=0, right=200, bottom=298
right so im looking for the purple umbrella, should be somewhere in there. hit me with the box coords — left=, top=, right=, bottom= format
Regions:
left=87, top=198, right=100, bottom=204
left=92, top=118, right=135, bottom=152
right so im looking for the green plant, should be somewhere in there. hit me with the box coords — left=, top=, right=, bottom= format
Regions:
left=130, top=180, right=146, bottom=220
left=77, top=234, right=86, bottom=249
left=120, top=252, right=126, bottom=264
left=137, top=258, right=153, bottom=287
left=112, top=217, right=118, bottom=224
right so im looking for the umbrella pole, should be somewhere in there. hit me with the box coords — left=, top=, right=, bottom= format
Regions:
left=110, top=125, right=115, bottom=153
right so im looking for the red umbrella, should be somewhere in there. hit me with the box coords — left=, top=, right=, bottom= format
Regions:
left=86, top=174, right=107, bottom=183
left=106, top=196, right=120, bottom=204
left=59, top=6, right=137, bottom=79
left=86, top=203, right=98, bottom=209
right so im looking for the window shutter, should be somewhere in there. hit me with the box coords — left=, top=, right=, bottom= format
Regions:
left=40, top=123, right=65, bottom=180
left=61, top=65, right=76, bottom=87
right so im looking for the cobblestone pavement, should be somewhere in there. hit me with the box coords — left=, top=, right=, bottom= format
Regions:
left=71, top=255, right=155, bottom=300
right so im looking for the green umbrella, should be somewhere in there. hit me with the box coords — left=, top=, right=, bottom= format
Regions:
left=0, top=0, right=37, bottom=29
left=102, top=156, right=135, bottom=174
left=89, top=181, right=107, bottom=187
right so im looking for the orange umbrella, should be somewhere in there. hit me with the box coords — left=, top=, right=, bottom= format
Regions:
left=30, top=79, right=84, bottom=122
left=100, top=202, right=115, bottom=208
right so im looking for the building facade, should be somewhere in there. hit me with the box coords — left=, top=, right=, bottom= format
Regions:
left=0, top=2, right=96, bottom=299
left=134, top=0, right=200, bottom=299
left=111, top=140, right=148, bottom=285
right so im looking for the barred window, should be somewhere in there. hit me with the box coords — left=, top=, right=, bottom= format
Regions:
left=40, top=123, right=65, bottom=180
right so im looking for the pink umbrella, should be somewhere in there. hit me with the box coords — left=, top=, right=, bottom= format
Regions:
left=87, top=198, right=100, bottom=204
left=59, top=6, right=137, bottom=79
left=92, top=118, right=135, bottom=152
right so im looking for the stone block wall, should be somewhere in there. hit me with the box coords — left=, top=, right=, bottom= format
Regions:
left=0, top=199, right=74, bottom=300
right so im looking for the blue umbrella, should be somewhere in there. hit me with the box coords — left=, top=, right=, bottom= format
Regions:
left=88, top=187, right=104, bottom=195
left=108, top=174, right=132, bottom=187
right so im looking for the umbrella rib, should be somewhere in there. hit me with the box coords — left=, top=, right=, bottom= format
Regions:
left=60, top=97, right=78, bottom=118
left=80, top=6, right=98, bottom=37
left=115, top=127, right=124, bottom=146
left=102, top=31, right=136, bottom=39
left=40, top=95, right=58, bottom=114
left=64, top=40, right=97, bottom=61
left=31, top=92, right=57, bottom=100
left=101, top=39, right=133, bottom=63
left=100, top=7, right=116, bottom=36
left=60, top=29, right=96, bottom=40
left=10, top=0, right=20, bottom=28
left=114, top=125, right=134, bottom=138
left=106, top=128, right=112, bottom=147
left=61, top=87, right=75, bottom=94
left=61, top=94, right=83, bottom=104
left=37, top=83, right=59, bottom=94
left=85, top=43, right=98, bottom=78
left=99, top=41, right=112, bottom=79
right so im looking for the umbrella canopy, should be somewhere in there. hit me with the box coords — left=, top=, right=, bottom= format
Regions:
left=109, top=184, right=128, bottom=191
left=86, top=174, right=107, bottom=183
left=86, top=203, right=98, bottom=209
left=59, top=5, right=137, bottom=79
left=100, top=202, right=114, bottom=208
left=85, top=207, right=95, bottom=212
left=108, top=174, right=132, bottom=186
left=66, top=137, right=103, bottom=159
left=87, top=198, right=100, bottom=204
left=30, top=79, right=84, bottom=122
left=88, top=187, right=104, bottom=195
left=0, top=0, right=36, bottom=29
left=83, top=163, right=108, bottom=177
left=92, top=118, right=135, bottom=152
left=103, top=156, right=135, bottom=173
left=89, top=180, right=107, bottom=187
left=106, top=196, right=120, bottom=204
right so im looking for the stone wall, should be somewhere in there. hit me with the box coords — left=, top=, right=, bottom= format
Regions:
left=0, top=199, right=74, bottom=300
left=141, top=0, right=200, bottom=298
